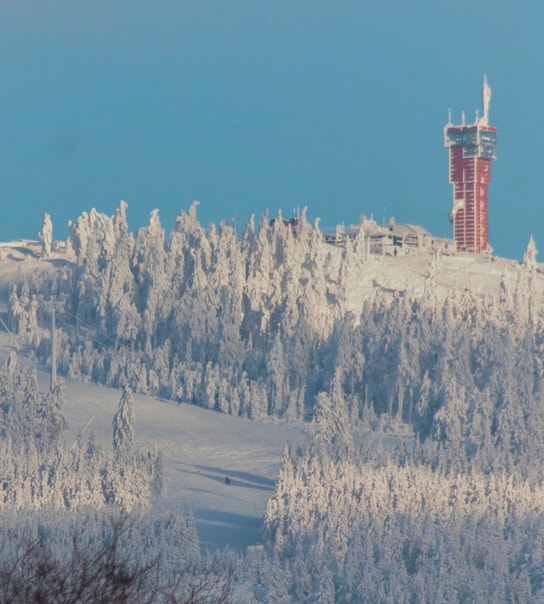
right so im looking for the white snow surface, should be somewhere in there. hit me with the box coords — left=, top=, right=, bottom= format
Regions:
left=342, top=251, right=525, bottom=311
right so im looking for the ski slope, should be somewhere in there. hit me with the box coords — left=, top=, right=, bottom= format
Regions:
left=62, top=379, right=303, bottom=551
left=0, top=329, right=303, bottom=551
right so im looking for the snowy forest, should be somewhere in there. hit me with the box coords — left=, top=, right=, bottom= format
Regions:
left=0, top=351, right=231, bottom=603
left=3, top=202, right=544, bottom=601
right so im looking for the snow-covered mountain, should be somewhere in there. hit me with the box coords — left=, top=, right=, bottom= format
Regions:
left=2, top=205, right=544, bottom=602
left=6, top=205, right=540, bottom=426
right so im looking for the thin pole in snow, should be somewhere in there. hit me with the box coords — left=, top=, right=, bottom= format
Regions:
left=50, top=306, right=56, bottom=391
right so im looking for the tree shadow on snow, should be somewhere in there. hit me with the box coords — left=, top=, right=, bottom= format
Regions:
left=183, top=463, right=275, bottom=491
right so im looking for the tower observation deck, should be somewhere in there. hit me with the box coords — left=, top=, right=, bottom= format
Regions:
left=444, top=76, right=497, bottom=253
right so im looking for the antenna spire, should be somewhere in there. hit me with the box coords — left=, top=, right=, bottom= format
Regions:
left=481, top=74, right=492, bottom=126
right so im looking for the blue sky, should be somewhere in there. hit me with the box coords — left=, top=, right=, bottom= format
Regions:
left=0, top=1, right=541, bottom=259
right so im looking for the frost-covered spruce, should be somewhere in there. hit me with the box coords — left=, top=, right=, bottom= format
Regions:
left=112, top=385, right=134, bottom=457
left=38, top=212, right=53, bottom=258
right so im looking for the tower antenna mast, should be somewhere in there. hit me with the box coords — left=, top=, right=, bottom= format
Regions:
left=481, top=74, right=492, bottom=126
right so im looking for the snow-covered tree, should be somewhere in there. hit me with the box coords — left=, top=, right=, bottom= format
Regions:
left=38, top=213, right=53, bottom=258
left=112, top=386, right=134, bottom=457
left=38, top=380, right=67, bottom=449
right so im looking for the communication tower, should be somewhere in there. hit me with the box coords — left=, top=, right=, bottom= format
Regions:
left=444, top=76, right=497, bottom=253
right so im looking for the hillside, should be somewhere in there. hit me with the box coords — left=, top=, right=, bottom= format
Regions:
left=0, top=233, right=535, bottom=553
left=0, top=239, right=302, bottom=551
left=0, top=326, right=302, bottom=552
left=3, top=215, right=544, bottom=601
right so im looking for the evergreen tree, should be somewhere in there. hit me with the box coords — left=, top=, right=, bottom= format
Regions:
left=307, top=375, right=352, bottom=460
left=112, top=386, right=134, bottom=457
left=38, top=380, right=67, bottom=450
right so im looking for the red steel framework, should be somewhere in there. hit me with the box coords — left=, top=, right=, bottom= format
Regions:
left=444, top=77, right=497, bottom=253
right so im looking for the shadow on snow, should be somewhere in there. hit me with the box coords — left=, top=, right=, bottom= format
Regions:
left=179, top=463, right=275, bottom=492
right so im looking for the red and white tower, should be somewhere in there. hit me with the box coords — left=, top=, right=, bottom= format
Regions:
left=444, top=76, right=497, bottom=253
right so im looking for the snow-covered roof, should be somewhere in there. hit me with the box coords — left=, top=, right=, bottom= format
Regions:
left=388, top=223, right=431, bottom=237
